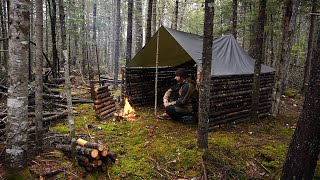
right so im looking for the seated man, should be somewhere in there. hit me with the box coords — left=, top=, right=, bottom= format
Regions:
left=158, top=68, right=198, bottom=124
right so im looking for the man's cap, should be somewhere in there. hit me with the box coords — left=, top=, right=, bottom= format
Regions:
left=175, top=68, right=188, bottom=78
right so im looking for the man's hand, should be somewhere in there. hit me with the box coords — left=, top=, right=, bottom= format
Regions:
left=163, top=99, right=168, bottom=104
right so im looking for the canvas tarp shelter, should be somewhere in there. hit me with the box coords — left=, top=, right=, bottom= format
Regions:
left=127, top=26, right=274, bottom=76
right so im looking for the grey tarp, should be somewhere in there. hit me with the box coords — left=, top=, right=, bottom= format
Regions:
left=127, top=26, right=274, bottom=76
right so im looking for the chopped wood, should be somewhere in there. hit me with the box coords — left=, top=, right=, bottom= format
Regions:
left=56, top=144, right=99, bottom=158
left=95, top=104, right=116, bottom=114
left=94, top=96, right=113, bottom=105
left=106, top=151, right=118, bottom=163
left=76, top=138, right=105, bottom=151
left=94, top=92, right=111, bottom=100
left=98, top=107, right=116, bottom=117
left=100, top=148, right=109, bottom=157
left=76, top=155, right=89, bottom=164
left=94, top=100, right=115, bottom=110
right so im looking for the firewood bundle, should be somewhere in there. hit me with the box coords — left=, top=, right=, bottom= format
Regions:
left=56, top=138, right=117, bottom=172
left=93, top=86, right=116, bottom=120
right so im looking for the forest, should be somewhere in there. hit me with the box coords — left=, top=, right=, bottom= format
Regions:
left=0, top=0, right=319, bottom=179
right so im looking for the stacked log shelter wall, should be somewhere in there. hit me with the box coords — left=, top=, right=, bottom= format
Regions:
left=122, top=67, right=275, bottom=129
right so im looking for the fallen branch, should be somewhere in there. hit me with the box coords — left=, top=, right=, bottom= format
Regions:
left=254, top=158, right=271, bottom=174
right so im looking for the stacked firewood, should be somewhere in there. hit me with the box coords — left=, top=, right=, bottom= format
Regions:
left=56, top=138, right=117, bottom=172
left=93, top=86, right=116, bottom=120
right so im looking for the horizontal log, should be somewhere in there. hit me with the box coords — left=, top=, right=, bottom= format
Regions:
left=95, top=92, right=111, bottom=100
left=76, top=138, right=105, bottom=151
left=99, top=107, right=117, bottom=117
left=210, top=87, right=273, bottom=99
left=97, top=86, right=109, bottom=93
left=94, top=96, right=113, bottom=105
left=95, top=104, right=116, bottom=115
left=94, top=100, right=115, bottom=110
left=56, top=144, right=99, bottom=158
left=97, top=111, right=117, bottom=120
left=43, top=112, right=68, bottom=122
left=76, top=155, right=89, bottom=164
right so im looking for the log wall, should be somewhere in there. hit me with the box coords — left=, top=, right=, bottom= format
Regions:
left=122, top=67, right=275, bottom=129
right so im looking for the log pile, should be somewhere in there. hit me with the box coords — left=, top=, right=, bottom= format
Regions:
left=56, top=138, right=117, bottom=172
left=93, top=86, right=116, bottom=120
left=122, top=66, right=275, bottom=129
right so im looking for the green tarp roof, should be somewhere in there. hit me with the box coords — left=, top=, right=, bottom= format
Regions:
left=127, top=26, right=274, bottom=76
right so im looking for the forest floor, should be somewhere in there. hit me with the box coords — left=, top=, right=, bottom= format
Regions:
left=0, top=80, right=319, bottom=179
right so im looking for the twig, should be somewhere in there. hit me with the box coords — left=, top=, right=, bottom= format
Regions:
left=61, top=169, right=81, bottom=179
left=254, top=158, right=271, bottom=174
left=32, top=160, right=42, bottom=167
left=107, top=169, right=112, bottom=180
left=202, top=157, right=208, bottom=180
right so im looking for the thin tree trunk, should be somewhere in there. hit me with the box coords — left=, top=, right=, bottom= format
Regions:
left=93, top=1, right=101, bottom=83
left=59, top=0, right=74, bottom=140
left=198, top=0, right=214, bottom=149
left=126, top=0, right=133, bottom=65
left=0, top=0, right=8, bottom=69
left=29, top=0, right=34, bottom=81
left=219, top=0, right=222, bottom=36
left=251, top=0, right=267, bottom=119
left=174, top=0, right=178, bottom=30
left=270, top=13, right=275, bottom=67
left=80, top=0, right=86, bottom=75
left=178, top=0, right=187, bottom=30
left=5, top=0, right=30, bottom=171
left=146, top=0, right=152, bottom=42
left=232, top=0, right=237, bottom=39
left=134, top=0, right=143, bottom=53
left=271, top=0, right=298, bottom=118
left=302, top=0, right=317, bottom=92
left=152, top=0, right=156, bottom=34
left=48, top=0, right=59, bottom=78
left=281, top=23, right=320, bottom=179
left=35, top=0, right=44, bottom=152
left=113, top=0, right=121, bottom=88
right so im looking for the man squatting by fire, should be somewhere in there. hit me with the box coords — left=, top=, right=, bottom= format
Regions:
left=157, top=68, right=199, bottom=124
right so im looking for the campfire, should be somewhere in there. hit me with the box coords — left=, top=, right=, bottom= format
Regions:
left=114, top=97, right=136, bottom=121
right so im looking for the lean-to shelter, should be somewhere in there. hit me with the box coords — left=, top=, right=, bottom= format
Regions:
left=122, top=26, right=275, bottom=129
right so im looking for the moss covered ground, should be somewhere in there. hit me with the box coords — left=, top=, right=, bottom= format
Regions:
left=24, top=87, right=320, bottom=179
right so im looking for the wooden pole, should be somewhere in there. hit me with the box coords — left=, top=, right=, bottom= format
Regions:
left=154, top=29, right=160, bottom=115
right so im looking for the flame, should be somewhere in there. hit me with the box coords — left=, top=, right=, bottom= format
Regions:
left=123, top=97, right=135, bottom=117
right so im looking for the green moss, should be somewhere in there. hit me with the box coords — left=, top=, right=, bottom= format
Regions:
left=315, top=160, right=320, bottom=177
left=260, top=144, right=288, bottom=169
left=284, top=88, right=300, bottom=98
left=279, top=127, right=295, bottom=138
left=5, top=168, right=32, bottom=180
left=51, top=122, right=69, bottom=134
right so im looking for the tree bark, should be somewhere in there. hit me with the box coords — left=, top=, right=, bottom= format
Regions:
left=48, top=0, right=59, bottom=78
left=134, top=0, right=143, bottom=53
left=113, top=0, right=121, bottom=88
left=232, top=0, right=237, bottom=39
left=126, top=0, right=133, bottom=65
left=146, top=0, right=153, bottom=42
left=80, top=0, right=86, bottom=75
left=35, top=0, right=44, bottom=152
left=174, top=0, right=178, bottom=30
left=271, top=0, right=298, bottom=118
left=302, top=0, right=317, bottom=92
left=0, top=0, right=8, bottom=69
left=198, top=0, right=214, bottom=149
left=5, top=0, right=30, bottom=171
left=281, top=22, right=320, bottom=180
left=251, top=0, right=267, bottom=119
left=93, top=0, right=101, bottom=84
left=152, top=0, right=156, bottom=34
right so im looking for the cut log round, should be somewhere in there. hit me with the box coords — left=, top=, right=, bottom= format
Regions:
left=76, top=138, right=105, bottom=151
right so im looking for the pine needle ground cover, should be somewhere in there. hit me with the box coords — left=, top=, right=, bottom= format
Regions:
left=27, top=88, right=320, bottom=179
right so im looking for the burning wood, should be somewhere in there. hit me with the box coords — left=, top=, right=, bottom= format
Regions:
left=114, top=97, right=136, bottom=121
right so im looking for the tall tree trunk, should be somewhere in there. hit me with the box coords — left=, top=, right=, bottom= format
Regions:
left=35, top=0, right=44, bottom=152
left=0, top=0, right=8, bottom=69
left=281, top=23, right=320, bottom=179
left=174, top=0, right=178, bottom=30
left=178, top=0, right=187, bottom=30
left=48, top=0, right=59, bottom=78
left=219, top=0, right=223, bottom=36
left=134, top=0, right=143, bottom=53
left=113, top=0, right=121, bottom=88
left=5, top=0, right=30, bottom=171
left=198, top=0, right=214, bottom=149
left=80, top=0, right=86, bottom=75
left=152, top=0, right=156, bottom=34
left=251, top=0, right=267, bottom=119
left=232, top=0, right=237, bottom=39
left=93, top=0, right=101, bottom=83
left=126, top=0, right=133, bottom=65
left=302, top=0, right=317, bottom=92
left=29, top=0, right=34, bottom=81
left=270, top=13, right=275, bottom=67
left=59, top=0, right=74, bottom=139
left=271, top=0, right=298, bottom=118
left=146, top=0, right=152, bottom=42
